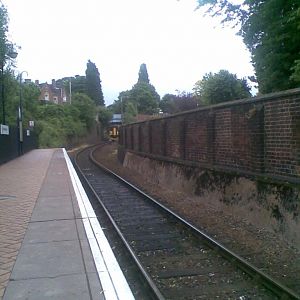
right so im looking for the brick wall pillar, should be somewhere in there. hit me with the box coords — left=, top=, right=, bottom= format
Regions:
left=130, top=126, right=134, bottom=150
left=182, top=117, right=187, bottom=160
left=207, top=111, right=215, bottom=164
left=148, top=122, right=152, bottom=154
left=162, top=121, right=167, bottom=156
left=119, top=127, right=122, bottom=145
left=249, top=104, right=265, bottom=173
left=124, top=127, right=127, bottom=148
left=138, top=125, right=142, bottom=152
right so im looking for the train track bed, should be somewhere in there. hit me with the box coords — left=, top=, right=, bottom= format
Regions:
left=72, top=146, right=156, bottom=299
left=90, top=143, right=300, bottom=297
left=75, top=145, right=299, bottom=299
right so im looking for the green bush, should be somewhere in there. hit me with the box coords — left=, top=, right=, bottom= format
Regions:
left=35, top=100, right=93, bottom=148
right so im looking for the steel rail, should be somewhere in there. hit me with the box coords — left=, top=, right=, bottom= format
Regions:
left=74, top=144, right=165, bottom=300
left=89, top=144, right=300, bottom=300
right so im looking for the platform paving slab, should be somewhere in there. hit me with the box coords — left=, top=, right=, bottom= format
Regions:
left=2, top=149, right=104, bottom=300
left=30, top=196, right=75, bottom=222
left=0, top=149, right=55, bottom=298
left=9, top=240, right=85, bottom=280
left=3, top=274, right=91, bottom=300
left=23, top=219, right=78, bottom=244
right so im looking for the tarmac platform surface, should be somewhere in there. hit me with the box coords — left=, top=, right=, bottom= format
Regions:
left=0, top=148, right=133, bottom=300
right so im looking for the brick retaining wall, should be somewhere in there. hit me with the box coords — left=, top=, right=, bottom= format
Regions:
left=119, top=88, right=300, bottom=179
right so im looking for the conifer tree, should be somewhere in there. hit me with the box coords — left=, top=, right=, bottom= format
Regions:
left=85, top=60, right=104, bottom=106
left=137, top=63, right=150, bottom=84
left=128, top=63, right=159, bottom=114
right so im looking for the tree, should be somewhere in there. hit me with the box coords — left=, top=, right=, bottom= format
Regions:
left=138, top=63, right=150, bottom=84
left=0, top=4, right=100, bottom=148
left=35, top=103, right=86, bottom=148
left=0, top=4, right=9, bottom=67
left=4, top=72, right=19, bottom=125
left=193, top=70, right=251, bottom=105
left=110, top=64, right=160, bottom=123
left=85, top=60, right=104, bottom=106
left=129, top=82, right=160, bottom=114
left=0, top=4, right=18, bottom=124
left=116, top=64, right=160, bottom=117
left=124, top=101, right=138, bottom=124
left=130, top=64, right=160, bottom=114
left=160, top=92, right=199, bottom=114
left=291, top=59, right=300, bottom=83
left=196, top=0, right=300, bottom=93
left=98, top=106, right=113, bottom=128
left=57, top=75, right=87, bottom=97
left=20, top=82, right=40, bottom=125
left=34, top=93, right=97, bottom=148
left=72, top=93, right=97, bottom=130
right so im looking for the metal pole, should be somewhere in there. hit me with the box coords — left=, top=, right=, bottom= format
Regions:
left=19, top=75, right=22, bottom=119
left=121, top=96, right=123, bottom=124
left=69, top=79, right=72, bottom=104
left=18, top=71, right=28, bottom=155
left=18, top=74, right=23, bottom=155
left=1, top=64, right=5, bottom=124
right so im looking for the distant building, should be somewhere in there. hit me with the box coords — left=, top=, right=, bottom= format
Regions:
left=34, top=79, right=69, bottom=104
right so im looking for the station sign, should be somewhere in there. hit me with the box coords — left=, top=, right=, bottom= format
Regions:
left=0, top=124, right=9, bottom=135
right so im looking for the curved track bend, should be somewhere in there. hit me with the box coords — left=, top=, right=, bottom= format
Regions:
left=74, top=144, right=299, bottom=300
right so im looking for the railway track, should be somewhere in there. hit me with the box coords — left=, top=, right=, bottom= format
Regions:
left=74, top=145, right=300, bottom=300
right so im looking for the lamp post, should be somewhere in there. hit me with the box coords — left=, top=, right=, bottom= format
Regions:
left=120, top=96, right=124, bottom=125
left=18, top=71, right=28, bottom=155
left=1, top=50, right=18, bottom=125
left=120, top=95, right=130, bottom=125
left=69, top=78, right=72, bottom=104
left=1, top=62, right=4, bottom=124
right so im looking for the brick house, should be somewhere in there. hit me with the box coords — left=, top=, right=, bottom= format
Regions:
left=35, top=79, right=69, bottom=104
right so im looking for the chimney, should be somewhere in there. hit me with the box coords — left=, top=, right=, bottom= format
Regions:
left=52, top=79, right=56, bottom=87
left=35, top=80, right=39, bottom=85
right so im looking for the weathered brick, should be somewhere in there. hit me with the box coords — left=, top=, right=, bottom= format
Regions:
left=121, top=89, right=300, bottom=178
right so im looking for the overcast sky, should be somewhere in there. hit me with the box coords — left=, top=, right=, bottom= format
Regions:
left=3, top=0, right=253, bottom=105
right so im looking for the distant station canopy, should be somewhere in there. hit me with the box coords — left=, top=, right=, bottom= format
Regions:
left=110, top=114, right=122, bottom=124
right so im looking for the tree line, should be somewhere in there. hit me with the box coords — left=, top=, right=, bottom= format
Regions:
left=2, top=0, right=298, bottom=139
left=110, top=0, right=300, bottom=122
left=0, top=3, right=106, bottom=147
left=108, top=64, right=252, bottom=123
left=3, top=61, right=103, bottom=148
left=196, top=0, right=300, bottom=94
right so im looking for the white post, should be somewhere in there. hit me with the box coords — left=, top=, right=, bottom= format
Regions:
left=69, top=79, right=72, bottom=104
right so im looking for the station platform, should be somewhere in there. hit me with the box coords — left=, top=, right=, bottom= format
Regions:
left=0, top=148, right=134, bottom=300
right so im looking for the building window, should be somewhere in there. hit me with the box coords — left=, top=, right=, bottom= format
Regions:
left=53, top=96, right=58, bottom=104
left=63, top=96, right=67, bottom=102
left=44, top=93, right=49, bottom=101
